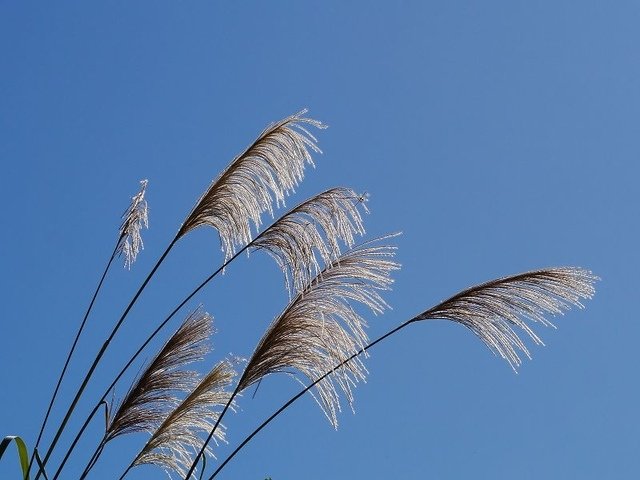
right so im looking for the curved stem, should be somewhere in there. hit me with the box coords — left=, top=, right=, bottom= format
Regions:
left=27, top=241, right=119, bottom=477
left=50, top=401, right=102, bottom=480
left=118, top=463, right=134, bottom=480
left=51, top=243, right=252, bottom=479
left=184, top=385, right=241, bottom=479
left=208, top=318, right=417, bottom=480
left=51, top=192, right=337, bottom=478
left=35, top=237, right=179, bottom=480
left=78, top=434, right=106, bottom=480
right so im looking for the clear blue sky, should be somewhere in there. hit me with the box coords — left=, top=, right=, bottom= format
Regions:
left=1, top=2, right=638, bottom=479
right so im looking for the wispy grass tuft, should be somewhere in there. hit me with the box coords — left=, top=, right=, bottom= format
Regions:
left=107, top=307, right=212, bottom=440
left=239, top=237, right=400, bottom=426
left=117, top=179, right=149, bottom=269
left=415, top=267, right=598, bottom=370
left=21, top=110, right=599, bottom=480
left=177, top=110, right=326, bottom=262
left=127, top=361, right=236, bottom=479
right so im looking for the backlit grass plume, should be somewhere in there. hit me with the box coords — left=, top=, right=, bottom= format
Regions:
left=252, top=187, right=368, bottom=295
left=238, top=238, right=400, bottom=427
left=177, top=110, right=326, bottom=262
left=415, top=267, right=598, bottom=370
left=17, top=110, right=600, bottom=480
left=205, top=267, right=598, bottom=480
left=124, top=361, right=236, bottom=479
left=117, top=179, right=149, bottom=269
left=30, top=179, right=151, bottom=475
left=183, top=238, right=400, bottom=479
left=106, top=308, right=212, bottom=441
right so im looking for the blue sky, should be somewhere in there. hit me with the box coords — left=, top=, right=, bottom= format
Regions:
left=1, top=2, right=638, bottom=479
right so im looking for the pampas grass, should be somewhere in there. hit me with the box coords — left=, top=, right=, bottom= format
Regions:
left=415, top=267, right=598, bottom=369
left=239, top=238, right=399, bottom=427
left=28, top=179, right=151, bottom=479
left=252, top=187, right=368, bottom=295
left=106, top=308, right=212, bottom=441
left=177, top=110, right=326, bottom=262
left=205, top=267, right=599, bottom=480
left=117, top=179, right=149, bottom=269
left=18, top=110, right=598, bottom=480
left=126, top=361, right=236, bottom=479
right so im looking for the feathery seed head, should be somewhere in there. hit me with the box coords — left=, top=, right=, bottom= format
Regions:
left=177, top=110, right=326, bottom=262
left=415, top=267, right=598, bottom=370
left=118, top=179, right=149, bottom=269
left=239, top=237, right=400, bottom=428
left=252, top=187, right=369, bottom=295
left=133, top=361, right=236, bottom=478
left=106, top=307, right=213, bottom=441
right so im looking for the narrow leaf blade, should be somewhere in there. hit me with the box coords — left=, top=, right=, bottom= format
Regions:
left=0, top=435, right=31, bottom=480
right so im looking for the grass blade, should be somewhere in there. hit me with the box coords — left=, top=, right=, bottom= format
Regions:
left=1, top=435, right=31, bottom=480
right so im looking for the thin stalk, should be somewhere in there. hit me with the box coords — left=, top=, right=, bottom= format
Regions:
left=78, top=434, right=107, bottom=480
left=35, top=237, right=179, bottom=480
left=116, top=430, right=205, bottom=480
left=184, top=385, right=241, bottom=480
left=52, top=242, right=253, bottom=479
left=51, top=402, right=102, bottom=480
left=55, top=191, right=357, bottom=478
left=207, top=318, right=418, bottom=480
left=117, top=446, right=138, bottom=479
left=118, top=464, right=134, bottom=480
left=27, top=241, right=119, bottom=478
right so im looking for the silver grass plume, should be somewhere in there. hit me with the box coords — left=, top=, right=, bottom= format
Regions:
left=117, top=179, right=149, bottom=269
left=238, top=238, right=400, bottom=428
left=106, top=307, right=212, bottom=441
left=177, top=110, right=326, bottom=262
left=131, top=361, right=236, bottom=478
left=252, top=187, right=368, bottom=295
left=415, top=267, right=598, bottom=370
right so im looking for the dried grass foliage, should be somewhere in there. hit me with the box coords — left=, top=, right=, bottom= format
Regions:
left=106, top=308, right=212, bottom=441
left=177, top=110, right=326, bottom=262
left=117, top=179, right=149, bottom=269
left=43, top=111, right=599, bottom=480
left=133, top=361, right=236, bottom=478
left=252, top=187, right=368, bottom=295
left=238, top=239, right=400, bottom=427
left=416, top=267, right=598, bottom=369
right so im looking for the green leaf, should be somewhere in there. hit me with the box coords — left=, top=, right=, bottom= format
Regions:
left=0, top=435, right=30, bottom=480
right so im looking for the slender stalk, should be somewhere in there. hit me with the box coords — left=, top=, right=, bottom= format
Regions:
left=184, top=385, right=241, bottom=480
left=207, top=318, right=417, bottom=480
left=186, top=252, right=401, bottom=479
left=27, top=241, right=119, bottom=478
left=52, top=243, right=252, bottom=479
left=50, top=402, right=102, bottom=480
left=78, top=434, right=107, bottom=480
left=55, top=188, right=359, bottom=478
left=117, top=448, right=137, bottom=479
left=118, top=464, right=134, bottom=480
left=35, top=237, right=179, bottom=480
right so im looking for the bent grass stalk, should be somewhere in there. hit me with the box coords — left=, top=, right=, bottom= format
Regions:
left=208, top=320, right=413, bottom=480
left=41, top=111, right=324, bottom=479
left=27, top=240, right=119, bottom=479
left=184, top=241, right=399, bottom=479
left=53, top=189, right=358, bottom=478
left=35, top=237, right=179, bottom=480
left=29, top=179, right=149, bottom=478
left=207, top=266, right=597, bottom=479
left=52, top=240, right=236, bottom=480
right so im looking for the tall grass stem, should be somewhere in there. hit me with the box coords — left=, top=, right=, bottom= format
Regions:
left=35, top=238, right=178, bottom=480
left=27, top=241, right=119, bottom=478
